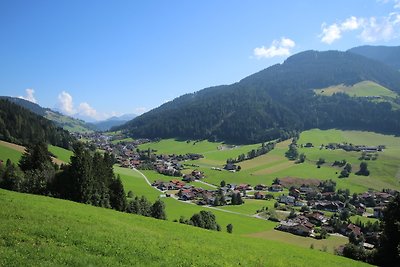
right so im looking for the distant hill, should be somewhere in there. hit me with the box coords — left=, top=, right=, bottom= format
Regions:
left=118, top=49, right=400, bottom=144
left=0, top=99, right=73, bottom=148
left=93, top=114, right=136, bottom=131
left=0, top=97, right=95, bottom=133
left=348, top=45, right=400, bottom=70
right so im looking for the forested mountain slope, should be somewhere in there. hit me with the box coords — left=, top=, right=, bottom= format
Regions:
left=118, top=50, right=400, bottom=143
left=348, top=45, right=400, bottom=70
left=0, top=99, right=73, bottom=148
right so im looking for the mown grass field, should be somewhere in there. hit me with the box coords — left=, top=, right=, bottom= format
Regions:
left=314, top=81, right=398, bottom=98
left=0, top=189, right=370, bottom=267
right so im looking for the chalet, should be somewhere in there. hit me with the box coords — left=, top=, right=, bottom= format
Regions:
left=289, top=188, right=301, bottom=199
left=254, top=184, right=268, bottom=191
left=182, top=174, right=196, bottom=182
left=254, top=191, right=266, bottom=200
left=299, top=186, right=314, bottom=194
left=191, top=170, right=205, bottom=179
left=276, top=219, right=314, bottom=237
left=375, top=192, right=393, bottom=204
left=224, top=163, right=237, bottom=171
left=305, top=211, right=328, bottom=226
left=178, top=189, right=196, bottom=201
left=304, top=142, right=314, bottom=148
left=373, top=206, right=385, bottom=219
left=355, top=203, right=366, bottom=215
left=313, top=201, right=344, bottom=212
left=236, top=184, right=251, bottom=191
left=279, top=195, right=295, bottom=205
left=346, top=223, right=362, bottom=237
left=269, top=184, right=283, bottom=192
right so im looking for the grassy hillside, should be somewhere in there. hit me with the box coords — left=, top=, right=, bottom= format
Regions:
left=314, top=81, right=400, bottom=109
left=0, top=141, right=24, bottom=163
left=0, top=189, right=370, bottom=267
left=45, top=110, right=94, bottom=133
left=48, top=145, right=73, bottom=163
left=0, top=141, right=70, bottom=165
left=314, top=81, right=398, bottom=98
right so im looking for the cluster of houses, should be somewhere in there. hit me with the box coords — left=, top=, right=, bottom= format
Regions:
left=276, top=211, right=366, bottom=241
left=154, top=154, right=204, bottom=177
left=322, top=143, right=385, bottom=153
left=151, top=179, right=250, bottom=206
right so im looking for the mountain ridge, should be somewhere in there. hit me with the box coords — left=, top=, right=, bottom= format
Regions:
left=117, top=49, right=400, bottom=143
left=348, top=45, right=400, bottom=70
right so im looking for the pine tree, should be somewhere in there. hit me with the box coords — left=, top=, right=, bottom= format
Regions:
left=151, top=199, right=167, bottom=220
left=226, top=223, right=233, bottom=233
left=377, top=194, right=400, bottom=266
left=109, top=175, right=127, bottom=211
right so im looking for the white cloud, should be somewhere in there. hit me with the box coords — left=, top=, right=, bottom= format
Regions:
left=320, top=23, right=342, bottom=44
left=359, top=13, right=400, bottom=42
left=341, top=16, right=363, bottom=30
left=78, top=102, right=97, bottom=118
left=320, top=12, right=400, bottom=44
left=18, top=88, right=37, bottom=103
left=253, top=37, right=296, bottom=59
left=395, top=0, right=400, bottom=8
left=57, top=91, right=104, bottom=120
left=57, top=91, right=75, bottom=115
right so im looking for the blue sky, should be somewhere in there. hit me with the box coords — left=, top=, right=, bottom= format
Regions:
left=1, top=0, right=399, bottom=121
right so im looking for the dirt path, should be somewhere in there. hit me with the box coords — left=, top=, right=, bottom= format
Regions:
left=194, top=180, right=217, bottom=189
left=131, top=168, right=152, bottom=186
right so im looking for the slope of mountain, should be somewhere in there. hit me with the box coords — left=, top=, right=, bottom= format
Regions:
left=0, top=189, right=369, bottom=267
left=0, top=97, right=95, bottom=133
left=118, top=50, right=400, bottom=144
left=94, top=114, right=136, bottom=131
left=348, top=45, right=400, bottom=70
left=0, top=99, right=73, bottom=148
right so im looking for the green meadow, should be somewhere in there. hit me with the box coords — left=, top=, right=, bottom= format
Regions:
left=141, top=129, right=400, bottom=193
left=0, top=141, right=24, bottom=163
left=314, top=81, right=399, bottom=98
left=48, top=145, right=73, bottom=163
left=0, top=189, right=370, bottom=267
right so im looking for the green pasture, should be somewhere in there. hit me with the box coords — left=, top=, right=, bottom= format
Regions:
left=0, top=189, right=370, bottom=266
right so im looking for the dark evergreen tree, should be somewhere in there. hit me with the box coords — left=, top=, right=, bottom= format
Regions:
left=377, top=194, right=400, bottom=266
left=189, top=210, right=220, bottom=231
left=356, top=162, right=370, bottom=176
left=226, top=223, right=233, bottom=233
left=109, top=175, right=127, bottom=211
left=19, top=142, right=53, bottom=172
left=151, top=199, right=167, bottom=220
